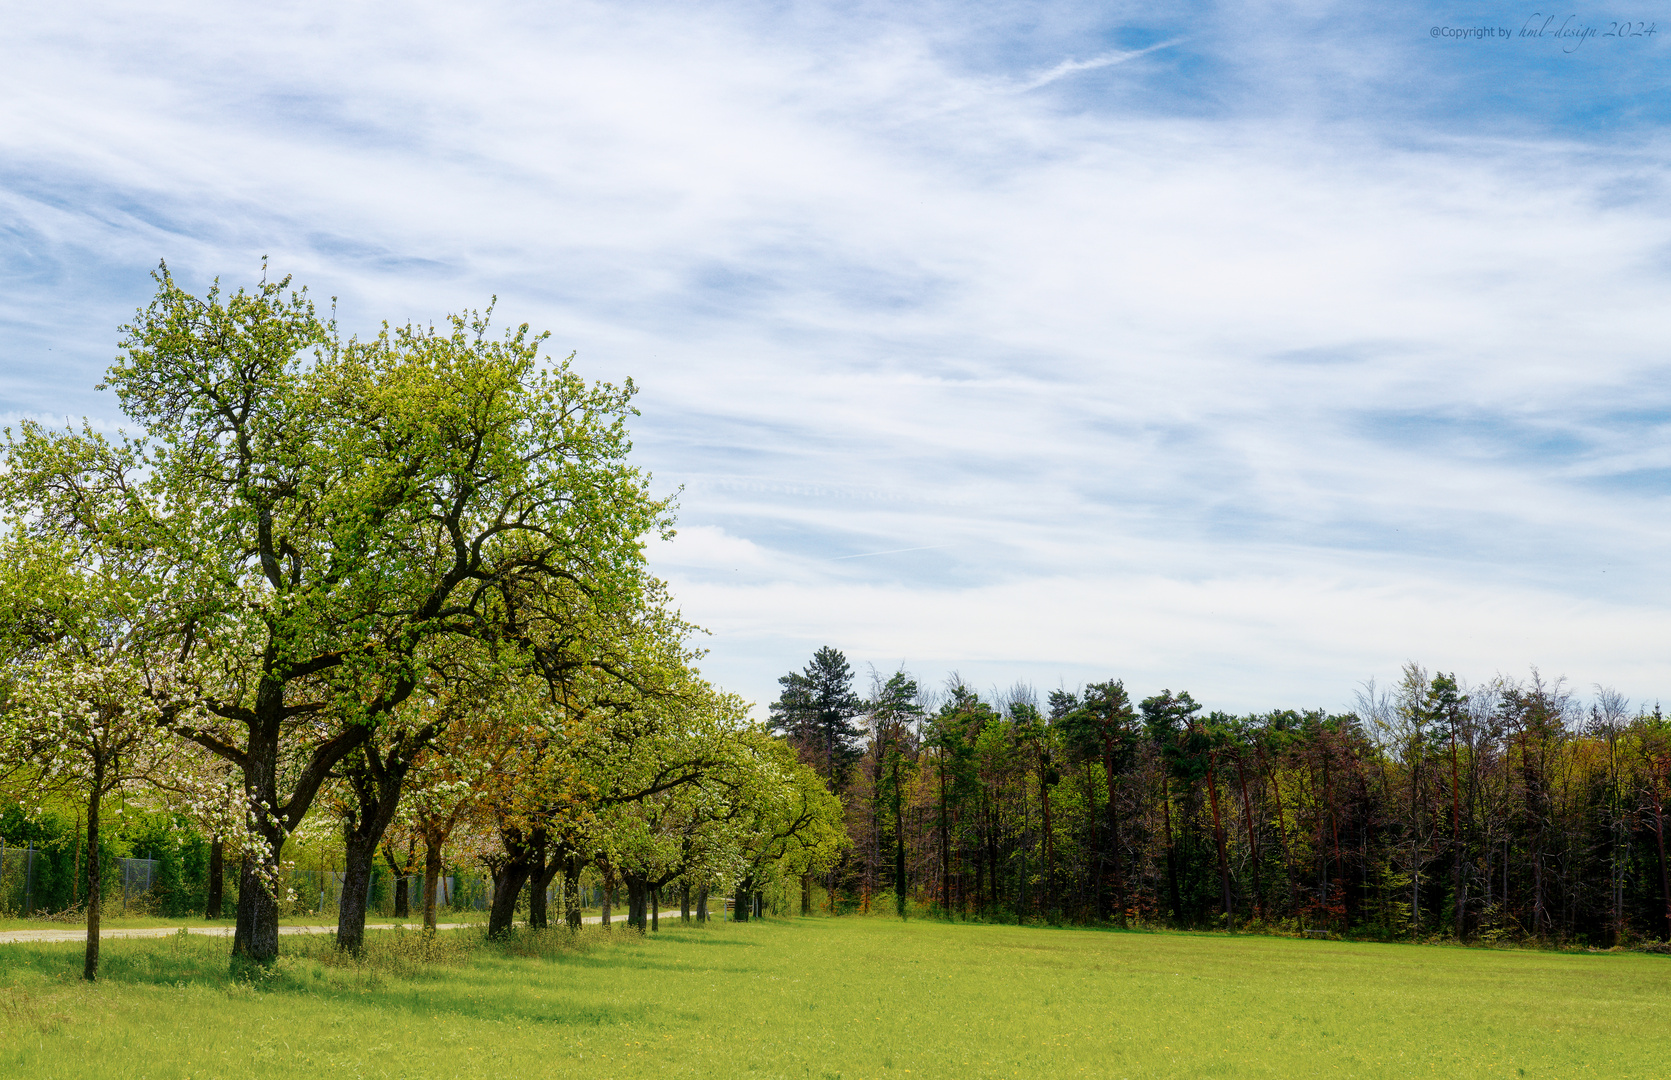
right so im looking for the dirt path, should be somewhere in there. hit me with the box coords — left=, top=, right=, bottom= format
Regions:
left=0, top=922, right=473, bottom=944
left=0, top=913, right=626, bottom=945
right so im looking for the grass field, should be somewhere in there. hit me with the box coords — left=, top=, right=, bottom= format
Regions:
left=1, top=917, right=1666, bottom=1079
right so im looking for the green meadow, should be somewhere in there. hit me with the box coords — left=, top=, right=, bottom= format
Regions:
left=1, top=918, right=1666, bottom=1079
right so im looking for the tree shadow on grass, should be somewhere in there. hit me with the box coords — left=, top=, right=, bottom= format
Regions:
left=0, top=926, right=768, bottom=1023
left=0, top=935, right=671, bottom=1030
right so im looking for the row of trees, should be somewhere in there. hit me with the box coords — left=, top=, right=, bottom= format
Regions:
left=773, top=650, right=1671, bottom=946
left=0, top=266, right=845, bottom=980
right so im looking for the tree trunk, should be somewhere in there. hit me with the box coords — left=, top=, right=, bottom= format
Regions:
left=800, top=874, right=811, bottom=916
left=1450, top=735, right=1465, bottom=941
left=564, top=855, right=585, bottom=931
left=1259, top=745, right=1299, bottom=912
left=527, top=873, right=546, bottom=931
left=336, top=741, right=422, bottom=952
left=1651, top=783, right=1671, bottom=942
left=681, top=883, right=690, bottom=923
left=696, top=886, right=708, bottom=922
left=1410, top=754, right=1422, bottom=937
left=527, top=833, right=555, bottom=931
left=732, top=876, right=752, bottom=923
left=205, top=837, right=224, bottom=920
left=1103, top=751, right=1127, bottom=927
left=336, top=836, right=376, bottom=954
left=938, top=752, right=951, bottom=913
left=1206, top=756, right=1234, bottom=925
left=893, top=758, right=907, bottom=919
left=625, top=874, right=648, bottom=931
left=1161, top=783, right=1182, bottom=923
left=231, top=682, right=298, bottom=967
left=488, top=857, right=532, bottom=938
left=601, top=873, right=613, bottom=927
left=233, top=849, right=280, bottom=965
left=1017, top=784, right=1029, bottom=924
left=652, top=886, right=660, bottom=931
left=422, top=832, right=444, bottom=932
left=1038, top=750, right=1056, bottom=919
left=1232, top=756, right=1263, bottom=920
left=83, top=778, right=102, bottom=982
left=384, top=842, right=410, bottom=919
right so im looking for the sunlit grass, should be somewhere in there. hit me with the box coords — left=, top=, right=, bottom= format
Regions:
left=1, top=917, right=1667, bottom=1078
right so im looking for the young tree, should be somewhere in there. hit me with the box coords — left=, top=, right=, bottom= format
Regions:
left=0, top=534, right=184, bottom=981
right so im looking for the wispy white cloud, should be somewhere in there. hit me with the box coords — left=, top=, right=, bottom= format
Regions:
left=1012, top=38, right=1187, bottom=92
left=2, top=1, right=1669, bottom=715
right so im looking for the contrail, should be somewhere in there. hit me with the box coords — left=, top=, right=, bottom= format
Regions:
left=1015, top=37, right=1188, bottom=92
left=829, top=545, right=948, bottom=561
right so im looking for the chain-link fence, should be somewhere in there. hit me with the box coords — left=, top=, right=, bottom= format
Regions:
left=0, top=840, right=517, bottom=920
left=285, top=868, right=492, bottom=916
left=0, top=841, right=34, bottom=914
left=0, top=843, right=163, bottom=916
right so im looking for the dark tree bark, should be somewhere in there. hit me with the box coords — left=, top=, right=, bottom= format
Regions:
left=526, top=832, right=557, bottom=931
left=1205, top=753, right=1234, bottom=925
left=893, top=757, right=907, bottom=918
left=681, top=883, right=691, bottom=922
left=1161, top=783, right=1183, bottom=923
left=488, top=855, right=533, bottom=937
left=651, top=886, right=659, bottom=931
left=226, top=684, right=373, bottom=965
left=383, top=843, right=409, bottom=919
left=800, top=874, right=811, bottom=916
left=624, top=873, right=648, bottom=931
left=1038, top=748, right=1057, bottom=919
left=233, top=852, right=280, bottom=963
left=336, top=741, right=424, bottom=954
left=83, top=773, right=102, bottom=983
left=732, top=875, right=753, bottom=922
left=1258, top=743, right=1299, bottom=908
left=336, top=842, right=376, bottom=954
left=938, top=752, right=951, bottom=913
left=563, top=853, right=585, bottom=931
left=422, top=829, right=446, bottom=932
left=205, top=837, right=225, bottom=920
left=696, top=886, right=708, bottom=922
left=1450, top=733, right=1465, bottom=940
left=1650, top=779, right=1671, bottom=941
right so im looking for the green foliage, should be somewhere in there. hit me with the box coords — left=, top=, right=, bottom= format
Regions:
left=769, top=646, right=865, bottom=790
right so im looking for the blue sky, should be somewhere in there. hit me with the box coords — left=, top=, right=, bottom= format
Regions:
left=3, top=1, right=1668, bottom=714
